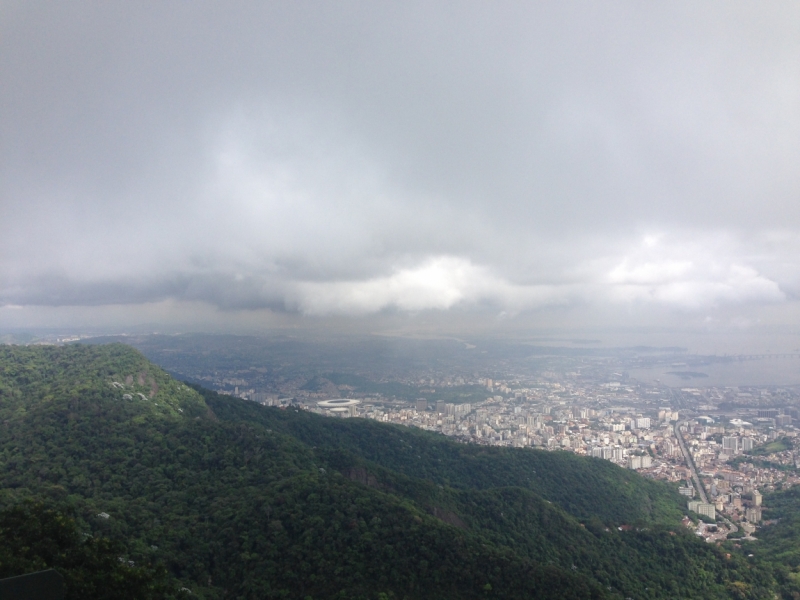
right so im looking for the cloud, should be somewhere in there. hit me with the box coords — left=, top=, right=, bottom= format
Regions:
left=284, top=235, right=788, bottom=316
left=606, top=234, right=786, bottom=309
left=2, top=2, right=800, bottom=331
left=289, top=256, right=568, bottom=315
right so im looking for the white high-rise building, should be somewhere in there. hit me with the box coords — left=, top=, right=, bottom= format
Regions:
left=627, top=455, right=652, bottom=469
left=722, top=436, right=739, bottom=454
left=592, top=446, right=614, bottom=460
left=689, top=501, right=716, bottom=519
left=698, top=504, right=716, bottom=519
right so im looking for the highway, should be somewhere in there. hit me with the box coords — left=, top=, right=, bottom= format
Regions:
left=674, top=419, right=737, bottom=533
left=668, top=387, right=689, bottom=411
left=674, top=420, right=708, bottom=503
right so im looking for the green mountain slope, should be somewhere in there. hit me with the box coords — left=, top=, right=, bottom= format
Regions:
left=0, top=344, right=780, bottom=599
left=204, top=388, right=684, bottom=525
left=740, top=486, right=800, bottom=597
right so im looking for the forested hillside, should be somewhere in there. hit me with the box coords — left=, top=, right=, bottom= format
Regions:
left=741, top=485, right=800, bottom=596
left=0, top=344, right=784, bottom=599
left=205, top=388, right=684, bottom=525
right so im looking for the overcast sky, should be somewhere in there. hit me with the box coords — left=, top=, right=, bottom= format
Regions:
left=2, top=1, right=800, bottom=342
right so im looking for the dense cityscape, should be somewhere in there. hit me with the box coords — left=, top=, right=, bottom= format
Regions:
left=224, top=367, right=800, bottom=543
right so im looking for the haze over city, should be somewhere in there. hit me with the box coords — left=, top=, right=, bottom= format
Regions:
left=3, top=2, right=800, bottom=353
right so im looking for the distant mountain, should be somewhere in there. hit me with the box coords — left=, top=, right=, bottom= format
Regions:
left=0, top=344, right=781, bottom=599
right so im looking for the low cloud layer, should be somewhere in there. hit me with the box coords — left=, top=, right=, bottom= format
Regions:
left=2, top=2, right=800, bottom=332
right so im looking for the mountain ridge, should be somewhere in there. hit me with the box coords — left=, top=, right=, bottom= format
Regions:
left=0, top=344, right=780, bottom=599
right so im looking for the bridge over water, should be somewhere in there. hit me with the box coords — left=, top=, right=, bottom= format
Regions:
left=720, top=354, right=800, bottom=361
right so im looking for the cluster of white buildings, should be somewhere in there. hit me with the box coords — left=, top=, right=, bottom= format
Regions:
left=294, top=378, right=800, bottom=539
left=305, top=388, right=683, bottom=476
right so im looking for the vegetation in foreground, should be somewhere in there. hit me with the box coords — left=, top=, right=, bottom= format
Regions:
left=0, top=344, right=788, bottom=598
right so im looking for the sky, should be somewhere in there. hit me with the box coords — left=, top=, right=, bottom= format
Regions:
left=2, top=1, right=800, bottom=347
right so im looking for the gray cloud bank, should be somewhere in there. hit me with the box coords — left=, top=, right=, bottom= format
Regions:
left=2, top=1, right=800, bottom=329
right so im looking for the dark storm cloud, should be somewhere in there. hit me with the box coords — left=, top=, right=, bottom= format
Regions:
left=2, top=1, right=800, bottom=328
